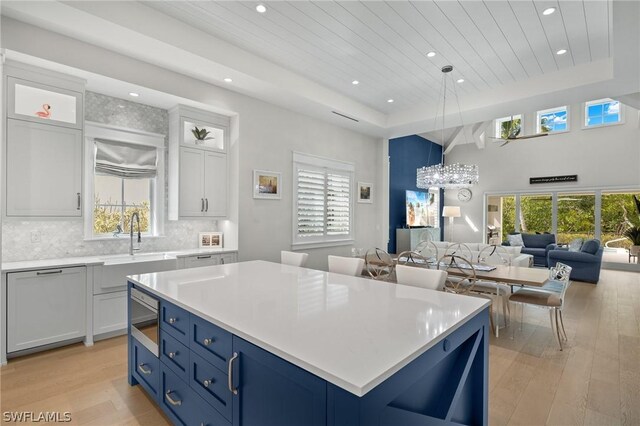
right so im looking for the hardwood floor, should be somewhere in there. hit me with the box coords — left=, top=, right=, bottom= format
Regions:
left=1, top=269, right=638, bottom=425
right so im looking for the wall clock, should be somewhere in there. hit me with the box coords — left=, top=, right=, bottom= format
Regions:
left=457, top=188, right=472, bottom=202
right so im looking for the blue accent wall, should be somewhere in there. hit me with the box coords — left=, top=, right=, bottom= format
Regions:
left=388, top=135, right=443, bottom=253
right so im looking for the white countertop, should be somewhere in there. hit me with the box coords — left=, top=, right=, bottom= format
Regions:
left=1, top=247, right=238, bottom=273
left=128, top=260, right=489, bottom=397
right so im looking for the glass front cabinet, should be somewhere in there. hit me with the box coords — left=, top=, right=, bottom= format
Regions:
left=7, top=76, right=83, bottom=130
left=4, top=61, right=85, bottom=217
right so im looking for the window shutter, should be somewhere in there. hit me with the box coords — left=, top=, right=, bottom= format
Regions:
left=296, top=168, right=326, bottom=238
left=326, top=172, right=350, bottom=236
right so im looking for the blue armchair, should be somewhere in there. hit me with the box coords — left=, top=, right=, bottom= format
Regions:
left=504, top=233, right=556, bottom=267
left=547, top=239, right=603, bottom=284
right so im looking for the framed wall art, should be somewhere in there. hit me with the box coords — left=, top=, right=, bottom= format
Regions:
left=357, top=182, right=372, bottom=203
left=253, top=170, right=281, bottom=199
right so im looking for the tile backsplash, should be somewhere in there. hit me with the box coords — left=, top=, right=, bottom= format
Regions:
left=2, top=92, right=222, bottom=262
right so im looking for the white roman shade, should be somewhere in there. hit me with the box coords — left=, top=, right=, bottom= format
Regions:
left=95, top=138, right=158, bottom=178
left=293, top=152, right=354, bottom=247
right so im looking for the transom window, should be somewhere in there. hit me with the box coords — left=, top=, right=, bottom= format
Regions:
left=293, top=152, right=354, bottom=248
left=584, top=99, right=621, bottom=127
left=537, top=106, right=568, bottom=133
left=495, top=115, right=522, bottom=138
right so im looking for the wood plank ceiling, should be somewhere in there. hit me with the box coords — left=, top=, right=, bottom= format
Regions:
left=146, top=1, right=611, bottom=114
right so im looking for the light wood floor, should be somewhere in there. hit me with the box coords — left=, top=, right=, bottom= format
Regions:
left=1, top=269, right=638, bottom=425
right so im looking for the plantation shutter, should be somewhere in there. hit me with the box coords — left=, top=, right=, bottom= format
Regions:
left=296, top=168, right=326, bottom=237
left=326, top=172, right=350, bottom=235
left=293, top=152, right=354, bottom=246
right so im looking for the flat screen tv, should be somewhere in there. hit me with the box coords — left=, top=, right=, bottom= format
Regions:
left=406, top=190, right=435, bottom=227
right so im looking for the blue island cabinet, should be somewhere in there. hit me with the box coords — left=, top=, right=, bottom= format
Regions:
left=128, top=283, right=489, bottom=426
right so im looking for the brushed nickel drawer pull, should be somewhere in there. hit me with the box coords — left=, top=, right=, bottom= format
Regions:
left=203, top=338, right=213, bottom=346
left=165, top=390, right=182, bottom=406
left=138, top=363, right=152, bottom=375
left=77, top=193, right=81, bottom=210
left=197, top=255, right=212, bottom=260
left=37, top=270, right=63, bottom=276
left=228, top=352, right=239, bottom=395
left=201, top=198, right=205, bottom=212
left=168, top=317, right=177, bottom=324
left=203, top=379, right=213, bottom=388
left=205, top=198, right=209, bottom=212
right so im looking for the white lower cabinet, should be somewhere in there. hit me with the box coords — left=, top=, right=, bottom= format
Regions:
left=179, top=252, right=238, bottom=269
left=93, top=292, right=127, bottom=337
left=7, top=267, right=86, bottom=353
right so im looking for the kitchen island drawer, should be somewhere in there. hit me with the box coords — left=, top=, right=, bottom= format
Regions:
left=189, top=352, right=232, bottom=421
left=161, top=300, right=190, bottom=345
left=190, top=314, right=232, bottom=371
left=160, top=364, right=230, bottom=426
left=160, top=331, right=189, bottom=381
left=132, top=337, right=160, bottom=398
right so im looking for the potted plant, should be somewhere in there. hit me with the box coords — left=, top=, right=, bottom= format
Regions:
left=191, top=126, right=214, bottom=144
left=624, top=226, right=640, bottom=261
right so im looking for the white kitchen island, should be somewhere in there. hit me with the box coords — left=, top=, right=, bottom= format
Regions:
left=128, top=260, right=490, bottom=426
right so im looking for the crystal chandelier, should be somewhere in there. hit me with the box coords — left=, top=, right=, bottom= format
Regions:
left=417, top=163, right=479, bottom=189
left=416, top=65, right=478, bottom=189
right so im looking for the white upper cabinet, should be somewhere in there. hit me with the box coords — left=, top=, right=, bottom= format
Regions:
left=6, top=120, right=83, bottom=217
left=169, top=105, right=230, bottom=220
left=170, top=105, right=228, bottom=153
left=3, top=61, right=86, bottom=217
left=7, top=76, right=83, bottom=130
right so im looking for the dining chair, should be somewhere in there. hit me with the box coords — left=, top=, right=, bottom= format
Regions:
left=364, top=248, right=395, bottom=281
left=396, top=265, right=447, bottom=291
left=281, top=250, right=309, bottom=267
left=414, top=240, right=439, bottom=264
left=396, top=250, right=430, bottom=266
left=328, top=255, right=365, bottom=277
left=509, top=262, right=572, bottom=350
left=444, top=243, right=473, bottom=261
left=473, top=245, right=512, bottom=337
left=438, top=254, right=499, bottom=336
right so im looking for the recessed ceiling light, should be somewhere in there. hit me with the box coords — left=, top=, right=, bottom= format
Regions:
left=426, top=51, right=436, bottom=58
left=556, top=49, right=567, bottom=55
left=256, top=4, right=266, bottom=13
left=352, top=80, right=359, bottom=85
left=224, top=77, right=233, bottom=83
left=542, top=7, right=556, bottom=16
left=387, top=99, right=394, bottom=103
left=129, top=92, right=139, bottom=97
left=457, top=78, right=465, bottom=83
left=118, top=105, right=125, bottom=109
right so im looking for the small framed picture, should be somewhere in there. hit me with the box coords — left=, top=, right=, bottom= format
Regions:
left=357, top=182, right=372, bottom=203
left=199, top=232, right=223, bottom=248
left=253, top=170, right=281, bottom=199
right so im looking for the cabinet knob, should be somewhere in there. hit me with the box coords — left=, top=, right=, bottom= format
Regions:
left=168, top=317, right=177, bottom=324
left=203, top=379, right=212, bottom=388
left=203, top=338, right=213, bottom=346
left=168, top=351, right=178, bottom=359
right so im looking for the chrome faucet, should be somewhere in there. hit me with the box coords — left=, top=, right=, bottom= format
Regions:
left=130, top=212, right=141, bottom=255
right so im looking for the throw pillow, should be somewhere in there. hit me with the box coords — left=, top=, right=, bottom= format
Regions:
left=568, top=238, right=583, bottom=252
left=581, top=239, right=600, bottom=255
left=507, top=234, right=524, bottom=247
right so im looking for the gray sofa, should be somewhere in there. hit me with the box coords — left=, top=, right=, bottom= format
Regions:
left=547, top=239, right=603, bottom=283
left=503, top=233, right=556, bottom=267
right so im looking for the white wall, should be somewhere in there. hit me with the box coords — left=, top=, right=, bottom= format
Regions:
left=1, top=18, right=384, bottom=270
left=444, top=102, right=640, bottom=243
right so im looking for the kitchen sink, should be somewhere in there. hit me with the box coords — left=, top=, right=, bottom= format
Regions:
left=100, top=252, right=177, bottom=265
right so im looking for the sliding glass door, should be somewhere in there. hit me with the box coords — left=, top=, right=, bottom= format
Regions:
left=601, top=191, right=640, bottom=264
left=520, top=194, right=552, bottom=235
left=486, top=195, right=515, bottom=244
left=557, top=192, right=595, bottom=243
